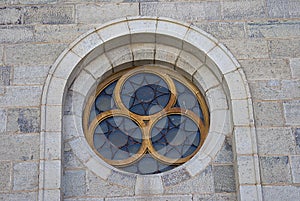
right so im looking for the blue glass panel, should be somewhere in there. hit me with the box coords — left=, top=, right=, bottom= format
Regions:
left=93, top=116, right=143, bottom=160
left=151, top=114, right=201, bottom=160
left=173, top=79, right=204, bottom=122
left=121, top=73, right=171, bottom=115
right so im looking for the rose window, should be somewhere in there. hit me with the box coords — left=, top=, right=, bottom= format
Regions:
left=83, top=66, right=209, bottom=175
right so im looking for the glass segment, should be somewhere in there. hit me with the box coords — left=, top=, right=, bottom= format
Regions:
left=84, top=67, right=209, bottom=175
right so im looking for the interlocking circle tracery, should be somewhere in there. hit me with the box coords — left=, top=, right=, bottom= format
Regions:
left=83, top=66, right=209, bottom=174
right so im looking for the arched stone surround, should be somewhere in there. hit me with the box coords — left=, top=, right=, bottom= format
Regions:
left=39, top=17, right=262, bottom=201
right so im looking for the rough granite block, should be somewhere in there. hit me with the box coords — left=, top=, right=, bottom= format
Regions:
left=0, top=86, right=42, bottom=107
left=284, top=100, right=300, bottom=126
left=140, top=2, right=221, bottom=21
left=257, top=127, right=296, bottom=155
left=193, top=193, right=237, bottom=201
left=249, top=80, right=300, bottom=100
left=222, top=0, right=265, bottom=20
left=0, top=109, right=6, bottom=133
left=35, top=24, right=94, bottom=43
left=162, top=168, right=191, bottom=187
left=86, top=171, right=133, bottom=197
left=221, top=39, right=268, bottom=59
left=247, top=20, right=300, bottom=38
left=13, top=162, right=38, bottom=191
left=165, top=166, right=214, bottom=194
left=266, top=0, right=300, bottom=18
left=195, top=21, right=245, bottom=39
left=5, top=43, right=66, bottom=66
left=0, top=26, right=34, bottom=44
left=63, top=170, right=86, bottom=197
left=240, top=59, right=291, bottom=80
left=64, top=143, right=84, bottom=169
left=269, top=39, right=300, bottom=58
left=260, top=156, right=292, bottom=184
left=262, top=185, right=300, bottom=201
left=253, top=101, right=284, bottom=127
left=0, top=192, right=37, bottom=201
left=13, top=66, right=49, bottom=85
left=213, top=165, right=236, bottom=193
left=0, top=66, right=10, bottom=86
left=76, top=3, right=139, bottom=24
left=7, top=108, right=40, bottom=133
left=0, top=161, right=11, bottom=191
left=0, top=134, right=39, bottom=161
left=291, top=155, right=300, bottom=183
left=108, top=170, right=136, bottom=188
left=290, top=58, right=300, bottom=79
left=24, top=5, right=74, bottom=24
left=293, top=128, right=300, bottom=154
left=0, top=7, right=22, bottom=25
left=214, top=137, right=234, bottom=164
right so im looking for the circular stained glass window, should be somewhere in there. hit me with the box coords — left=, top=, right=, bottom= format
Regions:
left=83, top=66, right=209, bottom=175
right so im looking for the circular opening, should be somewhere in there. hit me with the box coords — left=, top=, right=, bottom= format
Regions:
left=83, top=66, right=210, bottom=175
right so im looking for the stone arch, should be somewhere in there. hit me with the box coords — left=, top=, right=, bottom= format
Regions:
left=39, top=17, right=262, bottom=201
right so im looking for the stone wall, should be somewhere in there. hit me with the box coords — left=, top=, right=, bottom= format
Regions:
left=0, top=0, right=299, bottom=200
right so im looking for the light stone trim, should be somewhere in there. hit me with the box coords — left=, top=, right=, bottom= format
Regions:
left=40, top=17, right=261, bottom=201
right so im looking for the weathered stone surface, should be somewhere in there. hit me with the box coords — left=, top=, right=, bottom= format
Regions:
left=266, top=0, right=300, bottom=18
left=106, top=195, right=193, bottom=201
left=141, top=2, right=221, bottom=21
left=24, top=5, right=74, bottom=24
left=262, top=186, right=300, bottom=201
left=260, top=156, right=292, bottom=184
left=0, top=162, right=11, bottom=191
left=213, top=165, right=236, bottom=193
left=0, top=26, right=34, bottom=44
left=13, top=66, right=49, bottom=85
left=193, top=193, right=237, bottom=201
left=291, top=155, right=300, bottom=183
left=293, top=128, right=300, bottom=154
left=222, top=0, right=265, bottom=20
left=165, top=166, right=214, bottom=194
left=5, top=43, right=66, bottom=66
left=64, top=143, right=84, bottom=169
left=0, top=7, right=22, bottom=25
left=284, top=100, right=300, bottom=125
left=269, top=39, right=300, bottom=58
left=0, top=192, right=37, bottom=201
left=86, top=171, right=134, bottom=197
left=0, top=134, right=39, bottom=161
left=0, top=66, right=10, bottom=86
left=108, top=170, right=136, bottom=188
left=76, top=3, right=139, bottom=24
left=253, top=101, right=284, bottom=127
left=257, top=127, right=296, bottom=155
left=63, top=170, right=86, bottom=197
left=0, top=109, right=6, bottom=133
left=7, top=108, right=40, bottom=133
left=0, top=46, right=3, bottom=66
left=35, top=24, right=94, bottom=43
left=214, top=137, right=233, bottom=164
left=195, top=21, right=245, bottom=39
left=249, top=80, right=300, bottom=100
left=13, top=162, right=38, bottom=190
left=162, top=168, right=191, bottom=187
left=241, top=59, right=291, bottom=80
left=290, top=58, right=300, bottom=79
left=0, top=86, right=42, bottom=107
left=247, top=20, right=300, bottom=38
left=222, top=39, right=268, bottom=59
